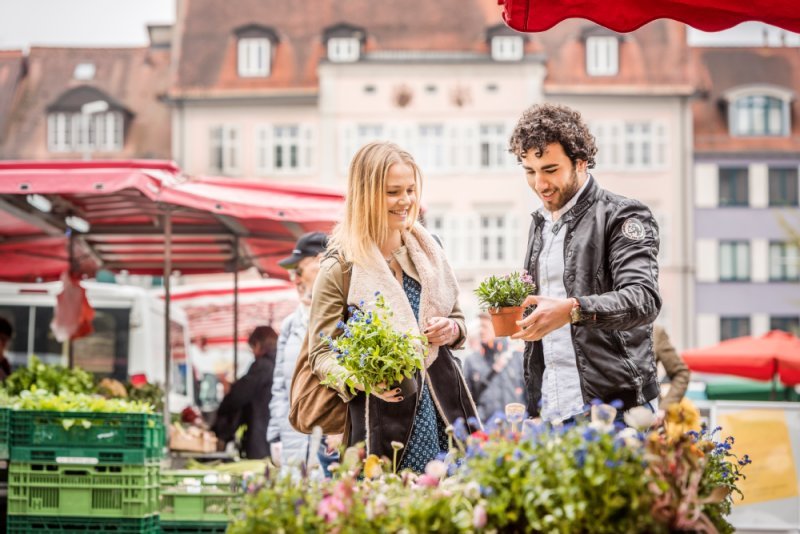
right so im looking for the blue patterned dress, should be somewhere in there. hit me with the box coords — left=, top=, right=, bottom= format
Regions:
left=397, top=273, right=449, bottom=473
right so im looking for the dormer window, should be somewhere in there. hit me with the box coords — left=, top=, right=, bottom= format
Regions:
left=73, top=63, right=95, bottom=81
left=491, top=36, right=524, bottom=61
left=238, top=38, right=270, bottom=77
left=586, top=36, right=618, bottom=76
left=46, top=86, right=129, bottom=153
left=723, top=85, right=793, bottom=137
left=234, top=25, right=279, bottom=78
left=328, top=37, right=360, bottom=62
left=323, top=23, right=365, bottom=64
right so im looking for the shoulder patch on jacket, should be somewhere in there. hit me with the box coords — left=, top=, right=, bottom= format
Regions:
left=621, top=218, right=646, bottom=241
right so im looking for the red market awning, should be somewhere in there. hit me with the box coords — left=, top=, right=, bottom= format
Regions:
left=499, top=0, right=800, bottom=33
left=682, top=330, right=800, bottom=386
left=0, top=160, right=344, bottom=282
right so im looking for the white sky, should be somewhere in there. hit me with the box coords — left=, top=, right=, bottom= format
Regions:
left=0, top=1, right=797, bottom=50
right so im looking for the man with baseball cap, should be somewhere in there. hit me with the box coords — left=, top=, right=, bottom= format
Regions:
left=268, top=232, right=328, bottom=467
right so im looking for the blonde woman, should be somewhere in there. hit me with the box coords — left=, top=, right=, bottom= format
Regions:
left=308, top=141, right=479, bottom=472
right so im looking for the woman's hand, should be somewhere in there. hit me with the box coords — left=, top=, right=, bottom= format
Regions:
left=424, top=316, right=460, bottom=346
left=355, top=381, right=404, bottom=403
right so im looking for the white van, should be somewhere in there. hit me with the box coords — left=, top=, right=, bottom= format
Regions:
left=0, top=280, right=194, bottom=412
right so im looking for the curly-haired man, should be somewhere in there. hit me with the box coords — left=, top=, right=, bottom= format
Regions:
left=509, top=103, right=662, bottom=425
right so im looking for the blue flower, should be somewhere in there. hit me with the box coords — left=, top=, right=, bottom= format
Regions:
left=605, top=459, right=621, bottom=468
left=582, top=427, right=599, bottom=443
left=590, top=398, right=603, bottom=406
left=374, top=291, right=381, bottom=296
left=512, top=449, right=524, bottom=461
left=610, top=399, right=624, bottom=410
left=360, top=299, right=365, bottom=306
left=336, top=320, right=346, bottom=330
left=319, top=332, right=325, bottom=338
left=574, top=448, right=587, bottom=468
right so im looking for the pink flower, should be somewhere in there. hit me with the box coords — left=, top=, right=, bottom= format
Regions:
left=415, top=474, right=440, bottom=488
left=317, top=495, right=346, bottom=523
left=473, top=503, right=488, bottom=528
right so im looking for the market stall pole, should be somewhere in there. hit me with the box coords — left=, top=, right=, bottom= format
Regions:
left=163, top=209, right=172, bottom=428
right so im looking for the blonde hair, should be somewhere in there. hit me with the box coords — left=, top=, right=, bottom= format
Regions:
left=329, top=141, right=423, bottom=265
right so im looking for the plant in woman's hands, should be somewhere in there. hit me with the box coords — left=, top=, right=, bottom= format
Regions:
left=320, top=292, right=426, bottom=396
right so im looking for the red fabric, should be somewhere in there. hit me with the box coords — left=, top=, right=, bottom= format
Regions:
left=499, top=0, right=800, bottom=33
left=682, top=330, right=800, bottom=385
left=50, top=272, right=95, bottom=341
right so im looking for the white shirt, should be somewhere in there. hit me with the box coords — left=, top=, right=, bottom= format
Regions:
left=537, top=177, right=590, bottom=422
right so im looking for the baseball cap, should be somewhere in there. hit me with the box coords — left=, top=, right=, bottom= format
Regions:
left=278, top=232, right=328, bottom=269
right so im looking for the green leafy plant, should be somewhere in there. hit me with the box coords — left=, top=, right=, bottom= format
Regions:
left=320, top=292, right=427, bottom=395
left=474, top=271, right=536, bottom=309
left=13, top=388, right=154, bottom=414
left=4, top=355, right=95, bottom=396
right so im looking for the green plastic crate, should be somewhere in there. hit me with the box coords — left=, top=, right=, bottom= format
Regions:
left=6, top=514, right=160, bottom=533
left=10, top=410, right=164, bottom=464
left=8, top=461, right=160, bottom=518
left=160, top=490, right=239, bottom=523
left=161, top=470, right=241, bottom=492
left=0, top=406, right=9, bottom=460
left=159, top=520, right=229, bottom=534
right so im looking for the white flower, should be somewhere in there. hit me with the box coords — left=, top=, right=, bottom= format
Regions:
left=425, top=460, right=448, bottom=479
left=623, top=406, right=656, bottom=431
left=464, top=480, right=481, bottom=500
left=590, top=403, right=617, bottom=433
left=617, top=427, right=642, bottom=448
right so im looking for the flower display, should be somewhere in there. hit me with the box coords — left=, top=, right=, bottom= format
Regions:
left=320, top=292, right=427, bottom=396
left=229, top=399, right=749, bottom=533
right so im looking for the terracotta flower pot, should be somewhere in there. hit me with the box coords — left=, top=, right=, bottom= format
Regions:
left=488, top=306, right=524, bottom=337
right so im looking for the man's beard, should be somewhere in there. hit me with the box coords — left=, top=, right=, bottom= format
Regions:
left=550, top=167, right=581, bottom=212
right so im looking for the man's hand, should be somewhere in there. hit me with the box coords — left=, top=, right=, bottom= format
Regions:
left=511, top=295, right=573, bottom=342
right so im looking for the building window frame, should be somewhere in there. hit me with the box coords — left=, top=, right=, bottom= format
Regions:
left=720, top=317, right=751, bottom=341
left=730, top=94, right=789, bottom=137
left=769, top=241, right=800, bottom=282
left=768, top=167, right=799, bottom=207
left=586, top=36, right=619, bottom=76
left=719, top=240, right=751, bottom=282
left=209, top=125, right=241, bottom=176
left=491, top=36, right=524, bottom=61
left=718, top=167, right=749, bottom=207
left=47, top=111, right=123, bottom=153
left=770, top=316, right=800, bottom=334
left=237, top=37, right=270, bottom=77
left=327, top=37, right=360, bottom=62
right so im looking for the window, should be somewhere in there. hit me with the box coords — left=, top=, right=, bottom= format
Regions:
left=731, top=95, right=788, bottom=136
left=238, top=38, right=270, bottom=77
left=718, top=168, right=749, bottom=206
left=328, top=37, right=360, bottom=62
left=768, top=167, right=799, bottom=207
left=73, top=63, right=95, bottom=81
left=719, top=241, right=750, bottom=281
left=47, top=111, right=124, bottom=153
left=478, top=213, right=510, bottom=264
left=586, top=36, right=618, bottom=76
left=720, top=317, right=750, bottom=341
left=209, top=125, right=241, bottom=175
left=256, top=124, right=314, bottom=174
left=491, top=36, right=524, bottom=61
left=479, top=124, right=511, bottom=169
left=591, top=121, right=665, bottom=170
left=416, top=124, right=445, bottom=172
left=771, top=316, right=800, bottom=334
left=769, top=241, right=799, bottom=281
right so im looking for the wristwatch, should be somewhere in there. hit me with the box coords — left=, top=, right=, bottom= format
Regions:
left=569, top=297, right=581, bottom=325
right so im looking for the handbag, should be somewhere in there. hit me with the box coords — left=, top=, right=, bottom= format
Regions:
left=288, top=256, right=351, bottom=435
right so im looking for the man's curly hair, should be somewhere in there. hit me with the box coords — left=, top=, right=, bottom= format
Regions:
left=509, top=104, right=597, bottom=169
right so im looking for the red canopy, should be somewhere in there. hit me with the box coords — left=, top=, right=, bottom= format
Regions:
left=0, top=160, right=344, bottom=281
left=682, top=330, right=800, bottom=386
left=499, top=0, right=800, bottom=33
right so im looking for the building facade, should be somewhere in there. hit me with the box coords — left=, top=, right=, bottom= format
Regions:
left=693, top=46, right=800, bottom=347
left=168, top=0, right=694, bottom=343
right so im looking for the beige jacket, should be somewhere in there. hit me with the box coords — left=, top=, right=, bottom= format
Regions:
left=308, top=246, right=466, bottom=402
left=654, top=325, right=691, bottom=408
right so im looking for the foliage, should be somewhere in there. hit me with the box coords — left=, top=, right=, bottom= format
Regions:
left=231, top=399, right=748, bottom=533
left=474, top=271, right=536, bottom=309
left=645, top=399, right=750, bottom=534
left=4, top=355, right=95, bottom=396
left=125, top=381, right=165, bottom=412
left=13, top=388, right=154, bottom=414
left=320, top=292, right=427, bottom=395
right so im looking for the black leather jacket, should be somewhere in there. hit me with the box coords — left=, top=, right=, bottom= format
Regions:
left=523, top=176, right=661, bottom=417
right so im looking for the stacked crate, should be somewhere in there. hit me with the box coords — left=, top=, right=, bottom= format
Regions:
left=160, top=470, right=242, bottom=533
left=6, top=409, right=164, bottom=533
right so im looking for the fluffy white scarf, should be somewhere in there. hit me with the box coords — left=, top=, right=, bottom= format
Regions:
left=347, top=224, right=460, bottom=368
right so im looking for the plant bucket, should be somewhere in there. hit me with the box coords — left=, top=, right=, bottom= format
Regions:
left=488, top=306, right=524, bottom=337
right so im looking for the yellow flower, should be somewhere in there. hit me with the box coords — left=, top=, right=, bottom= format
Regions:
left=364, top=454, right=383, bottom=479
left=665, top=398, right=701, bottom=443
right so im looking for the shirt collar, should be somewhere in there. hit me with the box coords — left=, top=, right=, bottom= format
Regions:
left=543, top=175, right=592, bottom=222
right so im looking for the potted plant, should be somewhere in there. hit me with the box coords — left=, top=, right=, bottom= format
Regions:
left=320, top=292, right=427, bottom=398
left=474, top=271, right=536, bottom=337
